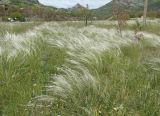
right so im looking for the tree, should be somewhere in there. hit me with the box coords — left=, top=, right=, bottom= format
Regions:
left=112, top=0, right=130, bottom=36
left=143, top=0, right=148, bottom=25
left=72, top=4, right=92, bottom=26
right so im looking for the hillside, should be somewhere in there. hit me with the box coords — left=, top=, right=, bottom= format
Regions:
left=1, top=0, right=160, bottom=21
left=0, top=1, right=91, bottom=21
left=0, top=0, right=39, bottom=5
left=93, top=0, right=160, bottom=19
left=0, top=0, right=66, bottom=21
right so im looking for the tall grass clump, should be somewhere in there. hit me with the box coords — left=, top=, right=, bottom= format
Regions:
left=0, top=21, right=160, bottom=115
left=28, top=22, right=160, bottom=115
left=29, top=44, right=160, bottom=115
left=0, top=22, right=41, bottom=36
left=0, top=28, right=67, bottom=115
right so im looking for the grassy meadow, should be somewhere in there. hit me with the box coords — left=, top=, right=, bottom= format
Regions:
left=0, top=20, right=160, bottom=116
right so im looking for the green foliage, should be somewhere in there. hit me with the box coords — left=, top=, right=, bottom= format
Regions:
left=0, top=21, right=160, bottom=115
left=0, top=22, right=41, bottom=36
left=30, top=42, right=160, bottom=115
left=147, top=11, right=160, bottom=18
left=0, top=37, right=66, bottom=115
left=135, top=19, right=143, bottom=30
left=93, top=0, right=160, bottom=19
left=0, top=0, right=39, bottom=5
left=10, top=12, right=25, bottom=21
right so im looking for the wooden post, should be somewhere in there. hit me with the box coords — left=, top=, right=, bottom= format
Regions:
left=143, top=0, right=148, bottom=25
left=4, top=4, right=8, bottom=17
left=85, top=4, right=89, bottom=26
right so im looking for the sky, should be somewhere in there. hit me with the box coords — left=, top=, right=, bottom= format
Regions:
left=39, top=0, right=112, bottom=9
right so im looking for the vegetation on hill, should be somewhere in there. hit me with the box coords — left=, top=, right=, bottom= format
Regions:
left=0, top=0, right=39, bottom=5
left=0, top=1, right=95, bottom=21
left=93, top=0, right=160, bottom=19
left=0, top=0, right=160, bottom=21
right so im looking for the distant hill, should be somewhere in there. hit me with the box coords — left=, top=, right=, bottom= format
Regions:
left=0, top=0, right=39, bottom=5
left=72, top=3, right=85, bottom=9
left=93, top=0, right=160, bottom=19
left=0, top=0, right=66, bottom=21
left=0, top=0, right=160, bottom=21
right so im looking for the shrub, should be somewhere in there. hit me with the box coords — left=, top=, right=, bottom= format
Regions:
left=10, top=12, right=25, bottom=22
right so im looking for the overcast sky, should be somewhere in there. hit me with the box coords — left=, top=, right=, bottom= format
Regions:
left=39, top=0, right=112, bottom=9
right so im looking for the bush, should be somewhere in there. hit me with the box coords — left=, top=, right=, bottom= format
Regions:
left=10, top=12, right=25, bottom=22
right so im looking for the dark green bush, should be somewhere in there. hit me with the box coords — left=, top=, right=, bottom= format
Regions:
left=10, top=12, right=25, bottom=22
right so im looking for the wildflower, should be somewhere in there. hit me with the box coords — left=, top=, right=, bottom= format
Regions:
left=113, top=104, right=124, bottom=112
left=33, top=84, right=37, bottom=87
left=134, top=30, right=144, bottom=41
